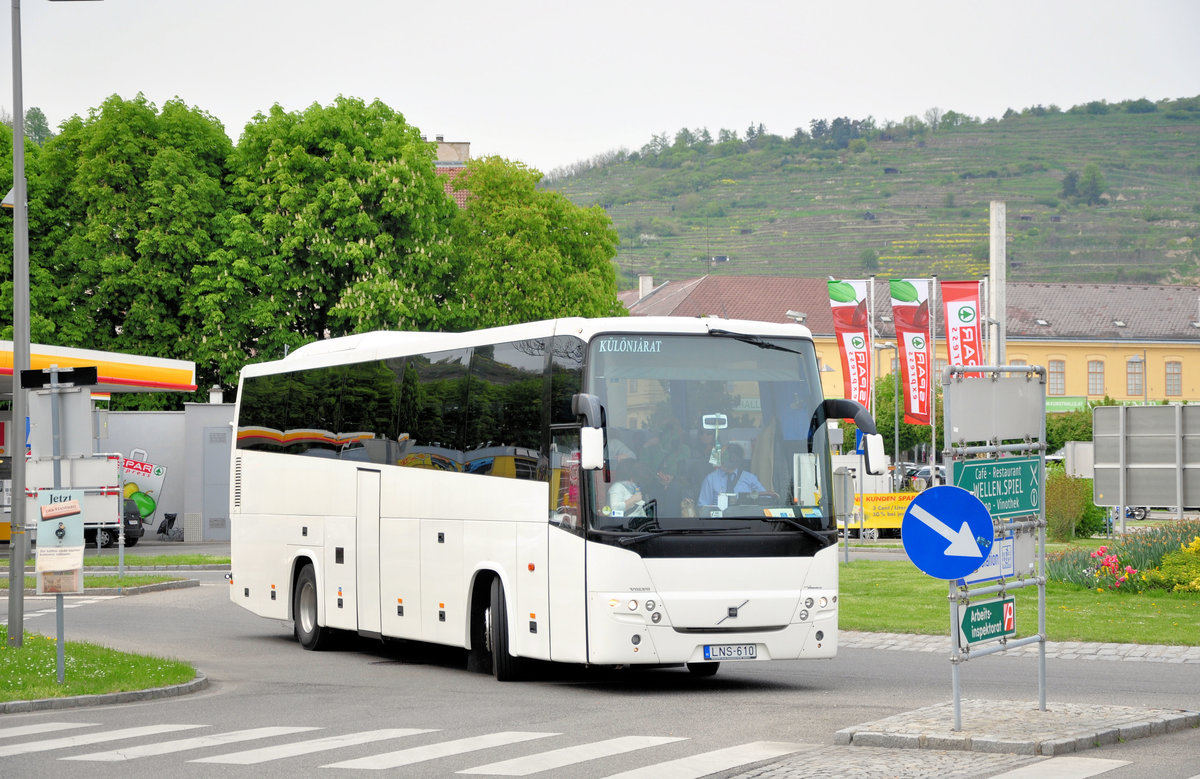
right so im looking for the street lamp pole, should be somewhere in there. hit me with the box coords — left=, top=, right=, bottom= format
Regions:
left=1143, top=348, right=1148, bottom=405
left=7, top=0, right=32, bottom=648
left=6, top=0, right=103, bottom=648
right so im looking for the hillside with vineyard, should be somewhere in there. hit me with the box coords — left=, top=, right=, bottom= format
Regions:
left=544, top=97, right=1200, bottom=288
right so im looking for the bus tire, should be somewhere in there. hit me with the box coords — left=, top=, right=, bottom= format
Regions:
left=489, top=578, right=523, bottom=681
left=294, top=564, right=331, bottom=651
left=687, top=662, right=720, bottom=677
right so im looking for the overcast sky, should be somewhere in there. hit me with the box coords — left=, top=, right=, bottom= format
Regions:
left=4, top=0, right=1199, bottom=174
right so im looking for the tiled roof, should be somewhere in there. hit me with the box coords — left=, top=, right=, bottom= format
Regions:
left=626, top=276, right=1200, bottom=343
left=436, top=165, right=469, bottom=208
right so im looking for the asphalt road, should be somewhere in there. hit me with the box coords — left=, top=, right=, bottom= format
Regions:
left=2, top=556, right=1199, bottom=778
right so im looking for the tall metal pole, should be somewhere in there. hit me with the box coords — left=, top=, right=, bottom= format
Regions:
left=989, top=202, right=1007, bottom=365
left=7, top=0, right=30, bottom=648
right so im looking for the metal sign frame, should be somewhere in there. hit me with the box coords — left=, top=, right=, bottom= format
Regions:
left=941, top=364, right=1048, bottom=731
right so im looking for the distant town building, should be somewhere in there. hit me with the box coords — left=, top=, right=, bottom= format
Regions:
left=623, top=275, right=1200, bottom=407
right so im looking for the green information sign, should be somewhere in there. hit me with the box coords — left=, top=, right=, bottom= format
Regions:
left=952, top=456, right=1041, bottom=519
left=959, top=596, right=1016, bottom=647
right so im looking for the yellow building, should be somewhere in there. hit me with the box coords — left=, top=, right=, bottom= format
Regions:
left=623, top=276, right=1200, bottom=409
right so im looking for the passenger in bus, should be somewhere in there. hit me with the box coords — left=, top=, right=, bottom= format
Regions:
left=606, top=460, right=646, bottom=519
left=697, top=443, right=767, bottom=508
left=641, top=418, right=691, bottom=515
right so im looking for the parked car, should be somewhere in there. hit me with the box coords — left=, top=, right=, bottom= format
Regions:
left=84, top=498, right=145, bottom=548
left=909, top=465, right=946, bottom=490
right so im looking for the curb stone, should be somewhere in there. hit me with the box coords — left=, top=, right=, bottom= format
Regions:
left=17, top=579, right=201, bottom=596
left=834, top=700, right=1200, bottom=756
left=0, top=672, right=208, bottom=715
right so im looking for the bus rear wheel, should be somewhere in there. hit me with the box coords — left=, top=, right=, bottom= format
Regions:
left=687, top=662, right=720, bottom=677
left=294, top=564, right=331, bottom=651
left=489, top=578, right=523, bottom=681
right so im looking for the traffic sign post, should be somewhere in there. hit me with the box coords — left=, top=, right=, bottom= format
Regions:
left=940, top=362, right=1049, bottom=731
left=901, top=486, right=993, bottom=581
left=958, top=597, right=1016, bottom=649
left=952, top=456, right=1040, bottom=519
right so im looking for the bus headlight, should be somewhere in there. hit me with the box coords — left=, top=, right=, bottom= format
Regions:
left=651, top=612, right=661, bottom=624
left=627, top=600, right=639, bottom=611
left=798, top=609, right=809, bottom=621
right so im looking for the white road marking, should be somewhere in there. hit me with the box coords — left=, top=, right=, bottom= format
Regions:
left=0, top=722, right=96, bottom=739
left=324, top=731, right=559, bottom=770
left=602, top=740, right=811, bottom=779
left=460, top=735, right=688, bottom=775
left=0, top=724, right=203, bottom=757
left=987, top=756, right=1132, bottom=778
left=62, top=725, right=320, bottom=761
left=191, top=728, right=436, bottom=765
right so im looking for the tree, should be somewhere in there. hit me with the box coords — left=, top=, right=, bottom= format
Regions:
left=191, top=97, right=459, bottom=387
left=24, top=107, right=52, bottom=145
left=923, top=107, right=944, bottom=132
left=1060, top=170, right=1079, bottom=198
left=447, top=156, right=624, bottom=329
left=1078, top=163, right=1108, bottom=205
left=26, top=94, right=232, bottom=403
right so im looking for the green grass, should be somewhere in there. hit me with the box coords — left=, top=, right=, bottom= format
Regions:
left=839, top=559, right=1200, bottom=645
left=0, top=624, right=196, bottom=703
left=81, top=553, right=231, bottom=567
left=19, top=553, right=232, bottom=567
left=0, top=575, right=185, bottom=590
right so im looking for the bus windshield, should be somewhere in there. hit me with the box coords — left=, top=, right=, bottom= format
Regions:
left=585, top=332, right=834, bottom=535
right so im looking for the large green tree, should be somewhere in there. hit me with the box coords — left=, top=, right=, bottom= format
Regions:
left=447, top=156, right=624, bottom=329
left=24, top=107, right=52, bottom=146
left=26, top=95, right=231, bottom=400
left=192, top=97, right=459, bottom=387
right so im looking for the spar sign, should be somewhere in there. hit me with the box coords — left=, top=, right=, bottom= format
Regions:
left=942, top=280, right=983, bottom=378
left=828, top=279, right=872, bottom=408
left=890, top=279, right=932, bottom=424
left=120, top=450, right=167, bottom=524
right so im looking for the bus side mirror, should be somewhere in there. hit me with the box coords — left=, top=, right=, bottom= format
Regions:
left=580, top=427, right=605, bottom=470
left=572, top=393, right=603, bottom=428
left=862, top=433, right=886, bottom=475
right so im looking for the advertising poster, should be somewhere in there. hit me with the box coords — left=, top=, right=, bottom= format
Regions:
left=942, top=280, right=984, bottom=377
left=889, top=279, right=932, bottom=425
left=121, top=451, right=167, bottom=524
left=827, top=279, right=872, bottom=408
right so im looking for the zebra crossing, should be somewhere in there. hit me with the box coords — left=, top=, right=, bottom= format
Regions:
left=0, top=720, right=1137, bottom=777
left=0, top=720, right=811, bottom=776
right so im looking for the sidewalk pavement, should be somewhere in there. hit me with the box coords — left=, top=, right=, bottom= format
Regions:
left=732, top=632, right=1200, bottom=778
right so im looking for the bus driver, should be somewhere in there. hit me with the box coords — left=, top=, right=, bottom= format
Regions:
left=697, top=443, right=767, bottom=509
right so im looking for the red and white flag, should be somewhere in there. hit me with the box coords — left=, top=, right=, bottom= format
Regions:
left=889, top=279, right=932, bottom=425
left=827, top=279, right=872, bottom=408
left=942, top=280, right=984, bottom=377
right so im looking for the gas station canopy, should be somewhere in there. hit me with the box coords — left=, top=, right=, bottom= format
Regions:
left=1, top=340, right=196, bottom=396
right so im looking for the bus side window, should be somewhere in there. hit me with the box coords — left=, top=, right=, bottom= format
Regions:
left=550, top=430, right=583, bottom=533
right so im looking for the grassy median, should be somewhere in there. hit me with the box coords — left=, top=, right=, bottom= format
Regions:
left=0, top=625, right=196, bottom=703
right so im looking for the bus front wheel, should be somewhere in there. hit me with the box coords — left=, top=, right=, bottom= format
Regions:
left=489, top=578, right=523, bottom=681
left=294, top=564, right=331, bottom=651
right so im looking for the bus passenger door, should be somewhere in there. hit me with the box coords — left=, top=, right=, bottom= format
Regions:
left=356, top=469, right=382, bottom=635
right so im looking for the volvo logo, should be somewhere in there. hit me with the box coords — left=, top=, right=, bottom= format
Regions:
left=717, top=600, right=749, bottom=625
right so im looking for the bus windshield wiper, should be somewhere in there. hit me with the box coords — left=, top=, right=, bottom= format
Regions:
left=707, top=329, right=801, bottom=355
left=616, top=527, right=754, bottom=545
left=768, top=518, right=838, bottom=547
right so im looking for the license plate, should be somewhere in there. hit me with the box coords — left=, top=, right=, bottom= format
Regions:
left=703, top=643, right=757, bottom=661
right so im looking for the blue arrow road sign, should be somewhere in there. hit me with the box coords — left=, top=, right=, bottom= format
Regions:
left=901, top=485, right=994, bottom=580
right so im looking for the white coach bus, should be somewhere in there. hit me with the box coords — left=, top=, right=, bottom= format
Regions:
left=228, top=316, right=884, bottom=679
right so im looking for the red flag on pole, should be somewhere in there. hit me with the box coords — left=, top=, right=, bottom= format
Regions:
left=889, top=279, right=932, bottom=425
left=942, top=280, right=984, bottom=378
left=827, top=279, right=872, bottom=407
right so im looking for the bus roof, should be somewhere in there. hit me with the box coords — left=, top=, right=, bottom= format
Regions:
left=243, top=316, right=814, bottom=378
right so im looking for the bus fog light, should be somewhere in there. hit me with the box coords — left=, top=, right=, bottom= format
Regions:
left=645, top=600, right=656, bottom=611
left=818, top=596, right=829, bottom=608
left=815, top=630, right=824, bottom=641
left=627, top=600, right=639, bottom=611
left=631, top=634, right=641, bottom=645
left=804, top=597, right=814, bottom=609
left=799, top=609, right=809, bottom=621
left=651, top=612, right=661, bottom=623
